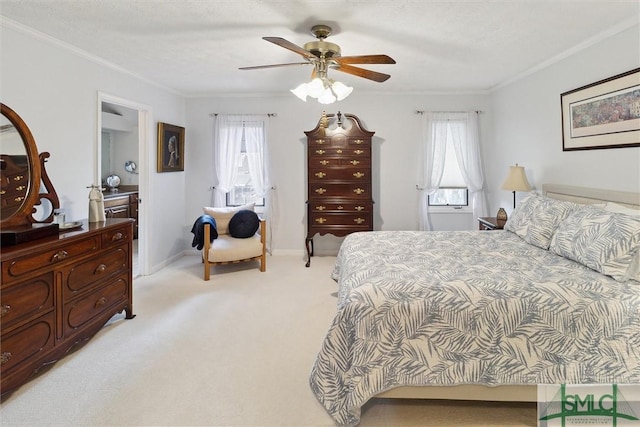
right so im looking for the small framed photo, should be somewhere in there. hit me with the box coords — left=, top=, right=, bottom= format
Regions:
left=157, top=122, right=185, bottom=172
left=561, top=68, right=640, bottom=151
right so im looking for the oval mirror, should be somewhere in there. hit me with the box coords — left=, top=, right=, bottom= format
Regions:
left=1, top=104, right=40, bottom=225
left=124, top=160, right=137, bottom=173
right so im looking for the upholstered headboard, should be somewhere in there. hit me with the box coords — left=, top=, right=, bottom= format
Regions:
left=543, top=184, right=640, bottom=210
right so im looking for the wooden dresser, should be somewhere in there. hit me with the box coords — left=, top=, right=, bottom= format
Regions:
left=0, top=218, right=135, bottom=399
left=305, top=112, right=374, bottom=266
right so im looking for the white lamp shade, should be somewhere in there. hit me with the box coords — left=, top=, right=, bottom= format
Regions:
left=501, top=164, right=531, bottom=192
left=290, top=83, right=308, bottom=101
left=317, top=87, right=337, bottom=104
left=306, top=78, right=324, bottom=98
left=331, top=81, right=353, bottom=101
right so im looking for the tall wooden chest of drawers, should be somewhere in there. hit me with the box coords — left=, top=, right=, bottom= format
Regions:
left=305, top=112, right=374, bottom=266
left=0, top=218, right=135, bottom=399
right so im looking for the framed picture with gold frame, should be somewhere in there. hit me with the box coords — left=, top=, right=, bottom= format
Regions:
left=157, top=122, right=184, bottom=172
left=561, top=68, right=640, bottom=151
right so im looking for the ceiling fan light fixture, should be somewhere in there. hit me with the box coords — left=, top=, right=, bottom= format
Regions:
left=306, top=78, right=325, bottom=98
left=331, top=80, right=353, bottom=101
left=317, top=87, right=337, bottom=104
left=290, top=83, right=309, bottom=101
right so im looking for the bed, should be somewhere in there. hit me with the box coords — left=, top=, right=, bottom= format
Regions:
left=309, top=184, right=640, bottom=426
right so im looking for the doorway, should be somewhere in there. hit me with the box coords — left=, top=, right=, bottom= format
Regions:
left=97, top=92, right=150, bottom=277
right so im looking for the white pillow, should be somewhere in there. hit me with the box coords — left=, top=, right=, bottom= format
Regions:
left=549, top=205, right=640, bottom=282
left=203, top=203, right=255, bottom=235
left=604, top=202, right=640, bottom=217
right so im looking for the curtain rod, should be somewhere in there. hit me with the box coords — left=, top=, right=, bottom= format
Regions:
left=210, top=113, right=277, bottom=117
left=415, top=110, right=482, bottom=114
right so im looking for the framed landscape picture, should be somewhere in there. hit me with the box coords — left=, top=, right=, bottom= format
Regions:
left=157, top=122, right=185, bottom=172
left=561, top=68, right=640, bottom=151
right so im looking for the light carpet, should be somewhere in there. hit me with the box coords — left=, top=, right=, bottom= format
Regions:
left=0, top=254, right=536, bottom=427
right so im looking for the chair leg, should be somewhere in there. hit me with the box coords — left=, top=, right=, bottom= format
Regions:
left=204, top=223, right=211, bottom=281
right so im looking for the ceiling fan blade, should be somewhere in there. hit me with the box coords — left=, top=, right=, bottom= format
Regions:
left=335, top=55, right=396, bottom=65
left=239, top=62, right=310, bottom=70
left=332, top=63, right=391, bottom=82
left=263, top=37, right=316, bottom=59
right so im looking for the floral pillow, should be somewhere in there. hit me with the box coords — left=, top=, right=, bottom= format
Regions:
left=504, top=193, right=578, bottom=249
left=549, top=205, right=640, bottom=282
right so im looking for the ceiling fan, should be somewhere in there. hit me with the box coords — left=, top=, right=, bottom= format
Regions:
left=239, top=25, right=396, bottom=84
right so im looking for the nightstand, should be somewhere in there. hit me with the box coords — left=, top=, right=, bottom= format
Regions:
left=478, top=216, right=504, bottom=230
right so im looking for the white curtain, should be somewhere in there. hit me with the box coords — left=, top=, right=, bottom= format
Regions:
left=417, top=111, right=487, bottom=231
left=213, top=114, right=276, bottom=252
left=417, top=112, right=449, bottom=231
left=449, top=112, right=488, bottom=227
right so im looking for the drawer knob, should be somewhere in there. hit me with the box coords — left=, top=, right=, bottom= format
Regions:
left=315, top=139, right=324, bottom=144
left=353, top=139, right=364, bottom=144
left=14, top=196, right=24, bottom=202
left=112, top=232, right=124, bottom=241
left=353, top=188, right=365, bottom=195
left=15, top=185, right=26, bottom=191
left=315, top=218, right=327, bottom=224
left=1, top=304, right=11, bottom=317
left=51, top=250, right=68, bottom=262
left=337, top=206, right=344, bottom=210
left=315, top=206, right=326, bottom=211
left=354, top=218, right=366, bottom=224
left=315, top=171, right=326, bottom=178
left=315, top=188, right=326, bottom=194
left=336, top=149, right=343, bottom=154
left=353, top=172, right=364, bottom=178
left=354, top=150, right=364, bottom=155
left=12, top=175, right=24, bottom=181
left=95, top=297, right=107, bottom=308
left=315, top=149, right=325, bottom=155
left=350, top=160, right=360, bottom=165
left=355, top=206, right=365, bottom=211
left=319, top=160, right=329, bottom=166
left=1, top=352, right=12, bottom=365
left=94, top=264, right=107, bottom=274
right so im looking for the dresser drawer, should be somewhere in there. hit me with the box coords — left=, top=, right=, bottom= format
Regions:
left=308, top=201, right=372, bottom=213
left=63, top=246, right=128, bottom=300
left=1, top=273, right=54, bottom=330
left=2, top=236, right=100, bottom=283
left=308, top=147, right=370, bottom=159
left=1, top=312, right=55, bottom=375
left=309, top=183, right=371, bottom=198
left=309, top=168, right=371, bottom=182
left=63, top=275, right=129, bottom=334
left=101, top=224, right=132, bottom=249
left=309, top=212, right=373, bottom=228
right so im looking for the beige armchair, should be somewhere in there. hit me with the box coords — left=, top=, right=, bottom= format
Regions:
left=201, top=205, right=266, bottom=281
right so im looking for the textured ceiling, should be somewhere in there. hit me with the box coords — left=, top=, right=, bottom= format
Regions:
left=1, top=0, right=638, bottom=97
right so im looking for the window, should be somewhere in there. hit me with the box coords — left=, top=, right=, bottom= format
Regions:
left=428, top=188, right=468, bottom=206
left=226, top=139, right=265, bottom=207
left=429, top=128, right=468, bottom=207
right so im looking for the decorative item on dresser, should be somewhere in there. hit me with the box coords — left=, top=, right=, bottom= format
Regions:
left=304, top=111, right=374, bottom=267
left=0, top=103, right=135, bottom=400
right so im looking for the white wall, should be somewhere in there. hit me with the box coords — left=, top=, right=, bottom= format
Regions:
left=1, top=22, right=186, bottom=273
left=185, top=93, right=490, bottom=254
left=487, top=24, right=640, bottom=216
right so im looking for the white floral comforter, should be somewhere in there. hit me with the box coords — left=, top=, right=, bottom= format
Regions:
left=309, top=230, right=640, bottom=426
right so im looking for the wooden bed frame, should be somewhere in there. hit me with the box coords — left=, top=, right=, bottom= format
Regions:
left=377, top=184, right=640, bottom=402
